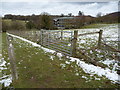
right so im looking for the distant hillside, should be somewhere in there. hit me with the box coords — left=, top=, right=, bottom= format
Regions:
left=95, top=12, right=120, bottom=23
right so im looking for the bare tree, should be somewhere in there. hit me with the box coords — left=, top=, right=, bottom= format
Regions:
left=68, top=13, right=72, bottom=17
left=96, top=12, right=102, bottom=17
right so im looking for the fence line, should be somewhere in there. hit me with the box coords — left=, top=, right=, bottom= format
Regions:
left=7, top=29, right=119, bottom=67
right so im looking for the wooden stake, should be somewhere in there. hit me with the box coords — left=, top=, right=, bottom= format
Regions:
left=72, top=30, right=78, bottom=57
left=6, top=35, right=18, bottom=80
left=98, top=30, right=103, bottom=48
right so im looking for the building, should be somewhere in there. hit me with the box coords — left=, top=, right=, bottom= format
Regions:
left=53, top=17, right=77, bottom=29
left=53, top=15, right=94, bottom=29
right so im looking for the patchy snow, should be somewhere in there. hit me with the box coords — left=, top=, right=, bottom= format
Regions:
left=80, top=40, right=86, bottom=44
left=65, top=61, right=70, bottom=64
left=95, top=77, right=101, bottom=80
left=0, top=75, right=12, bottom=87
left=77, top=24, right=118, bottom=49
left=7, top=33, right=55, bottom=54
left=9, top=43, right=13, bottom=47
left=50, top=56, right=54, bottom=60
left=112, top=63, right=118, bottom=73
left=82, top=76, right=88, bottom=80
left=56, top=53, right=63, bottom=60
left=0, top=58, right=6, bottom=67
left=0, top=75, right=9, bottom=80
left=100, top=59, right=116, bottom=67
left=60, top=63, right=66, bottom=69
left=68, top=56, right=119, bottom=83
left=0, top=57, right=12, bottom=87
left=75, top=73, right=79, bottom=76
left=0, top=58, right=7, bottom=71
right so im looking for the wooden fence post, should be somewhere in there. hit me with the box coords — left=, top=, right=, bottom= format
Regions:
left=98, top=30, right=103, bottom=48
left=6, top=35, right=18, bottom=80
left=61, top=30, right=63, bottom=40
left=72, top=30, right=78, bottom=57
left=40, top=30, right=43, bottom=45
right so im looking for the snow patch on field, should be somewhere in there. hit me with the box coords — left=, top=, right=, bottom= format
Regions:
left=50, top=56, right=54, bottom=60
left=57, top=53, right=63, bottom=60
left=68, top=56, right=119, bottom=83
left=0, top=57, right=12, bottom=87
left=0, top=75, right=12, bottom=87
left=100, top=59, right=116, bottom=66
left=0, top=58, right=6, bottom=67
left=7, top=33, right=55, bottom=54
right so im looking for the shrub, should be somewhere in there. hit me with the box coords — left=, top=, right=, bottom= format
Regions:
left=11, top=20, right=26, bottom=30
left=26, top=21, right=35, bottom=29
left=2, top=20, right=11, bottom=32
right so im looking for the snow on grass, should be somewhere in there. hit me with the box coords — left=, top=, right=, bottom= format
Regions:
left=100, top=59, right=116, bottom=67
left=0, top=58, right=7, bottom=71
left=99, top=59, right=119, bottom=72
left=7, top=32, right=119, bottom=83
left=82, top=76, right=88, bottom=80
left=65, top=61, right=70, bottom=64
left=49, top=56, right=54, bottom=60
left=0, top=75, right=12, bottom=87
left=77, top=24, right=118, bottom=49
left=60, top=63, right=66, bottom=69
left=67, top=56, right=119, bottom=83
left=75, top=73, right=79, bottom=76
left=7, top=33, right=55, bottom=54
left=0, top=58, right=6, bottom=67
left=0, top=57, right=12, bottom=87
left=56, top=53, right=63, bottom=60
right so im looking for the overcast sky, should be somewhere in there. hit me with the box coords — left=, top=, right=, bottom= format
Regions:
left=0, top=0, right=119, bottom=17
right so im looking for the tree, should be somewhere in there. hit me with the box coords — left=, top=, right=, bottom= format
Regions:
left=40, top=12, right=52, bottom=30
left=68, top=13, right=72, bottom=17
left=61, top=13, right=64, bottom=17
left=2, top=20, right=9, bottom=32
left=96, top=12, right=102, bottom=17
left=26, top=21, right=35, bottom=29
left=78, top=11, right=83, bottom=16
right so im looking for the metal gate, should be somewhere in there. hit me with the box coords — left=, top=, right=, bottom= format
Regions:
left=40, top=30, right=73, bottom=56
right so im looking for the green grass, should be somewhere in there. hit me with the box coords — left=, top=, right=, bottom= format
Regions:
left=3, top=19, right=26, bottom=24
left=2, top=33, right=119, bottom=88
left=81, top=24, right=110, bottom=29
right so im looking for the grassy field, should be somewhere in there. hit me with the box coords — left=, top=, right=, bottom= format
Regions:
left=81, top=23, right=119, bottom=29
left=1, top=32, right=119, bottom=88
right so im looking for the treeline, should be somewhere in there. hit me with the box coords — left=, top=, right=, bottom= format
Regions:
left=2, top=12, right=120, bottom=32
left=4, top=12, right=119, bottom=24
left=2, top=12, right=58, bottom=32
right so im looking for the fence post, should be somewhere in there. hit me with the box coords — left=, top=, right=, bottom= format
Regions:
left=72, top=30, right=78, bottom=57
left=98, top=30, right=103, bottom=48
left=61, top=30, right=63, bottom=40
left=40, top=30, right=43, bottom=45
left=6, top=35, right=18, bottom=80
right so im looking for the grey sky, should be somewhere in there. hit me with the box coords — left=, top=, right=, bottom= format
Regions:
left=0, top=0, right=119, bottom=17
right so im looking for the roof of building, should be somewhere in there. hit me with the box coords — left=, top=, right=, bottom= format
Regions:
left=53, top=17, right=74, bottom=21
